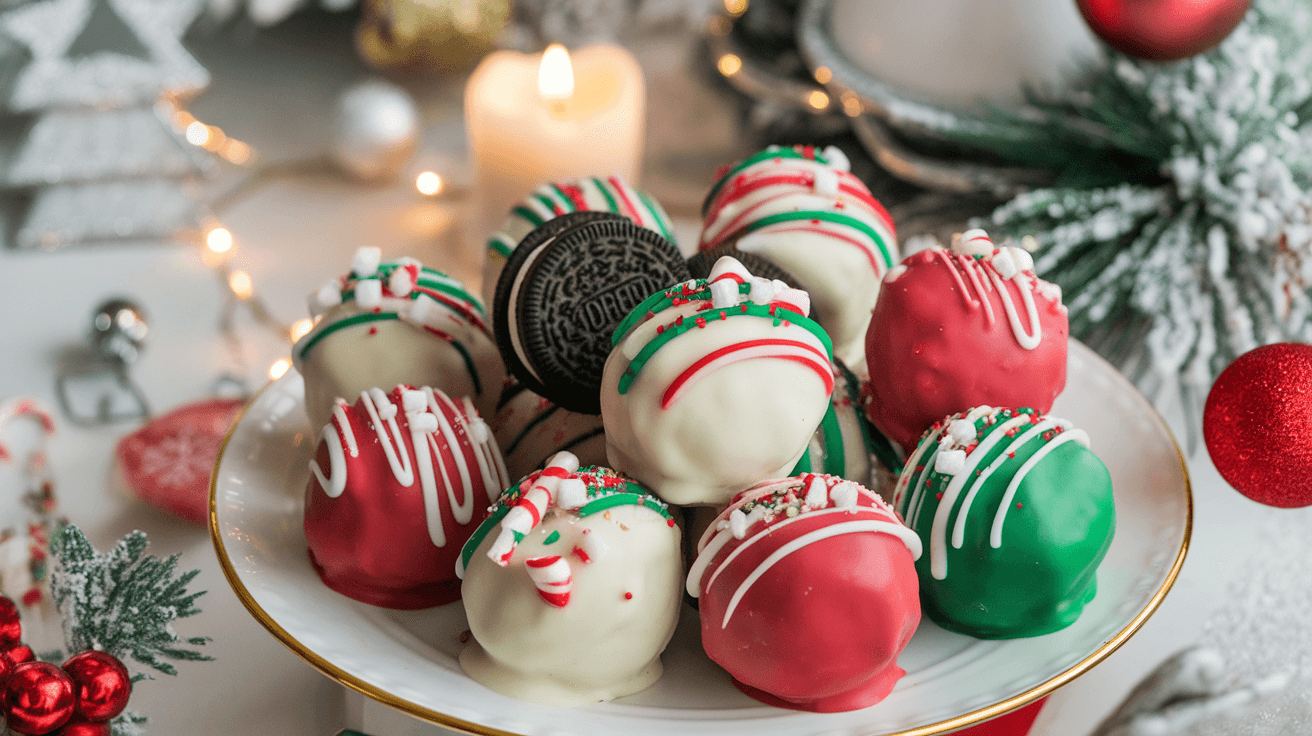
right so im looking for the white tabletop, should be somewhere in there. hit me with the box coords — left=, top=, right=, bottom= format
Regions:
left=0, top=14, right=1286, bottom=736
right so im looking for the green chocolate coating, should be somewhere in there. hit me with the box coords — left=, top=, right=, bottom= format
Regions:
left=896, top=408, right=1115, bottom=639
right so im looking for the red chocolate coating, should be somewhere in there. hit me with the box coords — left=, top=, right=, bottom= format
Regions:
left=694, top=476, right=920, bottom=712
left=304, top=386, right=506, bottom=609
left=865, top=248, right=1068, bottom=450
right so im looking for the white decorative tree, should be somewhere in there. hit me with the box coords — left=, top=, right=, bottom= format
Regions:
left=0, top=0, right=215, bottom=250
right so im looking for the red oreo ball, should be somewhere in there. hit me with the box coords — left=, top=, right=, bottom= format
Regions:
left=304, top=385, right=513, bottom=609
left=688, top=474, right=921, bottom=712
left=866, top=234, right=1068, bottom=450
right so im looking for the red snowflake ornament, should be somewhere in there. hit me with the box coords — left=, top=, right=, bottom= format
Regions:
left=115, top=398, right=246, bottom=523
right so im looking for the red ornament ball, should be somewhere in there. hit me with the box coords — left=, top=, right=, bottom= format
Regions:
left=62, top=652, right=131, bottom=723
left=1204, top=343, right=1312, bottom=508
left=3, top=661, right=75, bottom=735
left=8, top=645, right=35, bottom=664
left=0, top=596, right=21, bottom=648
left=1075, top=0, right=1250, bottom=61
left=0, top=650, right=15, bottom=686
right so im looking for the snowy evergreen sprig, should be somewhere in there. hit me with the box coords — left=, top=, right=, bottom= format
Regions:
left=957, top=0, right=1312, bottom=401
left=48, top=526, right=211, bottom=679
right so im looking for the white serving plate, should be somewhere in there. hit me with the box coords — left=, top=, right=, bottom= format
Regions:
left=210, top=340, right=1190, bottom=736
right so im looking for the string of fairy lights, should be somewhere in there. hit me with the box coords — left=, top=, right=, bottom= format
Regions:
left=170, top=102, right=452, bottom=383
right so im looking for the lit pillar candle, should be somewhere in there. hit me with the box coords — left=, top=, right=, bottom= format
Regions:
left=465, top=44, right=645, bottom=251
left=826, top=0, right=1101, bottom=110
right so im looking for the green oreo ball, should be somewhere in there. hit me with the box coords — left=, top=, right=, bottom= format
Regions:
left=892, top=406, right=1115, bottom=639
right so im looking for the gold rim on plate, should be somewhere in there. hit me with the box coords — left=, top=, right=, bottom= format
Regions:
left=209, top=347, right=1192, bottom=736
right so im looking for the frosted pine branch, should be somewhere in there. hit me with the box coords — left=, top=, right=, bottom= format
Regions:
left=48, top=526, right=211, bottom=679
left=973, top=0, right=1312, bottom=389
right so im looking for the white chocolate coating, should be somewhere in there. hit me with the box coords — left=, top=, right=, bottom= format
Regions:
left=700, top=150, right=898, bottom=375
left=297, top=300, right=505, bottom=432
left=601, top=297, right=832, bottom=507
left=460, top=503, right=682, bottom=705
left=491, top=381, right=607, bottom=483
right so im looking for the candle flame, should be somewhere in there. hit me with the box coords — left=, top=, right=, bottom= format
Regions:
left=538, top=44, right=574, bottom=100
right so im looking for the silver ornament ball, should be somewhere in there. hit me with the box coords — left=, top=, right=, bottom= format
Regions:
left=91, top=298, right=149, bottom=365
left=330, top=79, right=421, bottom=182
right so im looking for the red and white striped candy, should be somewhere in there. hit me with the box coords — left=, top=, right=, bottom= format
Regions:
left=524, top=555, right=573, bottom=607
left=487, top=451, right=582, bottom=566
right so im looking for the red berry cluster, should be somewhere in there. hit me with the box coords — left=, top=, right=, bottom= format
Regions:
left=0, top=597, right=131, bottom=736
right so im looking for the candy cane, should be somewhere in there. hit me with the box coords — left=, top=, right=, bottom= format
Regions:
left=571, top=529, right=609, bottom=564
left=525, top=555, right=573, bottom=607
left=0, top=398, right=56, bottom=463
left=486, top=451, right=581, bottom=566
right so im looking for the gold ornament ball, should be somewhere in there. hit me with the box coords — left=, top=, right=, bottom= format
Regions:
left=357, top=0, right=511, bottom=72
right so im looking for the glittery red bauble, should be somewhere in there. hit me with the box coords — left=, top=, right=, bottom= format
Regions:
left=3, top=662, right=75, bottom=735
left=8, top=645, right=34, bottom=664
left=0, top=650, right=15, bottom=686
left=0, top=596, right=21, bottom=648
left=1204, top=343, right=1312, bottom=508
left=62, top=652, right=130, bottom=723
left=115, top=398, right=245, bottom=524
left=1075, top=0, right=1250, bottom=61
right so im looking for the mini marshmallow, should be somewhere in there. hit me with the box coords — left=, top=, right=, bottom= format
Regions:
left=772, top=287, right=811, bottom=317
left=710, top=278, right=740, bottom=309
left=352, top=247, right=382, bottom=277
left=948, top=419, right=977, bottom=445
left=409, top=412, right=438, bottom=432
left=729, top=508, right=749, bottom=539
left=401, top=389, right=427, bottom=413
left=748, top=276, right=777, bottom=305
left=805, top=476, right=828, bottom=508
left=1008, top=246, right=1034, bottom=273
left=990, top=248, right=1018, bottom=279
left=355, top=279, right=383, bottom=309
left=388, top=266, right=415, bottom=297
left=935, top=449, right=967, bottom=475
left=813, top=167, right=840, bottom=197
left=556, top=477, right=588, bottom=509
left=830, top=481, right=858, bottom=508
left=405, top=295, right=436, bottom=325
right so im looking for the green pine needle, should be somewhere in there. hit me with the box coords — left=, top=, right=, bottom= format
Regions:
left=49, top=526, right=212, bottom=680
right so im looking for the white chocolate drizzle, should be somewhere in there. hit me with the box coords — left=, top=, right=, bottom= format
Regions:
left=935, top=230, right=1050, bottom=350
left=307, top=386, right=510, bottom=549
left=895, top=407, right=1089, bottom=580
left=686, top=475, right=921, bottom=629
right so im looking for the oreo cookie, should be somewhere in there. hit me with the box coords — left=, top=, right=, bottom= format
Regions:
left=686, top=244, right=798, bottom=287
left=494, top=213, right=690, bottom=415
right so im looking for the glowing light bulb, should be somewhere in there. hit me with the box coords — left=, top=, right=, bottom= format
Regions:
left=538, top=44, right=575, bottom=100
left=290, top=318, right=314, bottom=342
left=269, top=358, right=291, bottom=380
left=718, top=54, right=742, bottom=77
left=416, top=171, right=443, bottom=196
left=807, top=90, right=831, bottom=110
left=724, top=0, right=747, bottom=15
left=185, top=121, right=210, bottom=146
left=229, top=271, right=253, bottom=299
left=206, top=227, right=233, bottom=254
